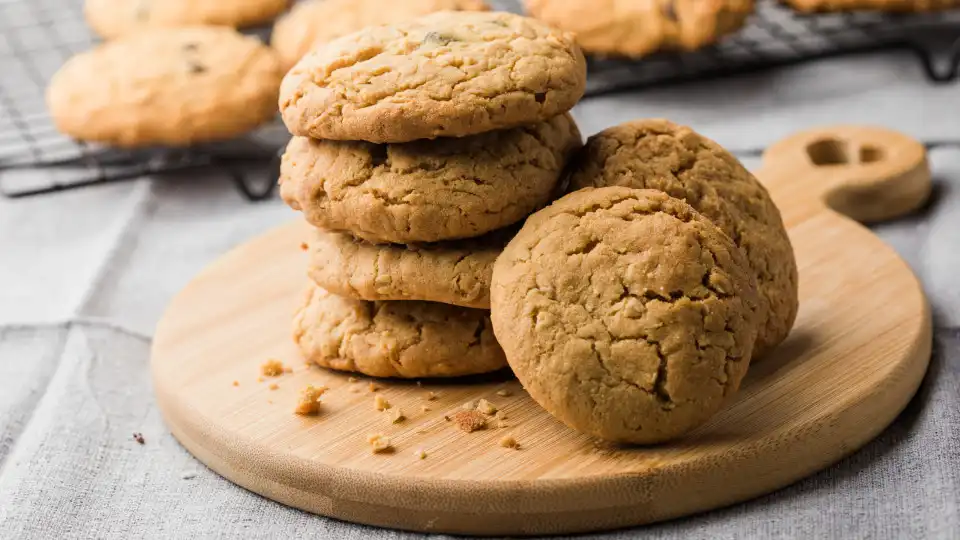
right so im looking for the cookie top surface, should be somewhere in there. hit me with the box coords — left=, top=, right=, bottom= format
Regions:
left=85, top=0, right=289, bottom=39
left=272, top=0, right=488, bottom=70
left=567, top=119, right=797, bottom=358
left=279, top=10, right=586, bottom=143
left=280, top=113, right=581, bottom=243
left=524, top=0, right=753, bottom=57
left=46, top=27, right=283, bottom=147
left=308, top=227, right=510, bottom=309
left=490, top=187, right=760, bottom=444
left=294, top=285, right=507, bottom=378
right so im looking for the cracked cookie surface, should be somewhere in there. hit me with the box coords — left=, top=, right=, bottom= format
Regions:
left=272, top=0, right=488, bottom=70
left=308, top=227, right=510, bottom=309
left=280, top=113, right=581, bottom=243
left=279, top=10, right=586, bottom=143
left=47, top=27, right=283, bottom=147
left=566, top=119, right=797, bottom=359
left=524, top=0, right=753, bottom=58
left=490, top=187, right=760, bottom=444
left=295, top=284, right=507, bottom=378
left=85, top=0, right=289, bottom=39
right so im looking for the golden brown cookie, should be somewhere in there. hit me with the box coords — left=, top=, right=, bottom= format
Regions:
left=271, top=0, right=488, bottom=71
left=280, top=113, right=581, bottom=243
left=566, top=119, right=797, bottom=359
left=294, top=284, right=507, bottom=378
left=307, top=227, right=511, bottom=309
left=46, top=27, right=283, bottom=148
left=490, top=187, right=760, bottom=444
left=85, top=0, right=289, bottom=39
left=279, top=10, right=586, bottom=143
left=783, top=0, right=957, bottom=12
left=524, top=0, right=754, bottom=58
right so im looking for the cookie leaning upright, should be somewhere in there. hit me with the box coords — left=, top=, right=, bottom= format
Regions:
left=278, top=10, right=587, bottom=143
left=566, top=119, right=798, bottom=359
left=46, top=27, right=283, bottom=147
left=491, top=187, right=761, bottom=444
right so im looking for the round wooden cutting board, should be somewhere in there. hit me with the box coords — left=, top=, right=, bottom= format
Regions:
left=152, top=126, right=933, bottom=536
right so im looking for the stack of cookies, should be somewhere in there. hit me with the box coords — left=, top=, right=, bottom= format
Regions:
left=276, top=10, right=587, bottom=379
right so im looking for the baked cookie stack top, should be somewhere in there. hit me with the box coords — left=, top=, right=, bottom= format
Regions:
left=276, top=10, right=587, bottom=379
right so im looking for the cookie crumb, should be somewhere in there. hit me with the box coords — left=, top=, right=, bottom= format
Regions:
left=375, top=395, right=391, bottom=411
left=261, top=359, right=285, bottom=377
left=269, top=383, right=279, bottom=391
left=461, top=400, right=476, bottom=411
left=232, top=380, right=239, bottom=387
left=390, top=408, right=406, bottom=423
left=132, top=432, right=145, bottom=445
left=300, top=242, right=309, bottom=251
left=443, top=415, right=451, bottom=422
left=283, top=366, right=293, bottom=374
left=369, top=382, right=379, bottom=392
left=295, top=385, right=327, bottom=415
left=180, top=470, right=197, bottom=480
left=417, top=448, right=428, bottom=460
left=348, top=377, right=358, bottom=383
left=476, top=399, right=497, bottom=415
left=257, top=376, right=264, bottom=383
left=452, top=410, right=487, bottom=433
left=420, top=405, right=430, bottom=413
left=367, top=433, right=392, bottom=453
left=496, top=389, right=512, bottom=397
left=426, top=391, right=439, bottom=401
left=495, top=411, right=508, bottom=428
left=499, top=435, right=519, bottom=449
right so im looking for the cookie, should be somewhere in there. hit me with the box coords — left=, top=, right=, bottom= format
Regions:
left=783, top=0, right=956, bottom=11
left=490, top=187, right=760, bottom=444
left=279, top=10, right=586, bottom=143
left=271, top=0, right=489, bottom=71
left=307, top=227, right=510, bottom=309
left=524, top=0, right=754, bottom=58
left=280, top=113, right=581, bottom=243
left=46, top=27, right=283, bottom=148
left=294, top=284, right=507, bottom=378
left=566, top=119, right=797, bottom=359
left=85, top=0, right=289, bottom=39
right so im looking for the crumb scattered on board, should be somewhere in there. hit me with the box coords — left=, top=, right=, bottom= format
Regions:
left=417, top=448, right=428, bottom=460
left=500, top=435, right=519, bottom=449
left=261, top=359, right=285, bottom=377
left=426, top=391, right=439, bottom=401
left=420, top=405, right=430, bottom=413
left=369, top=382, right=379, bottom=392
left=452, top=410, right=486, bottom=433
left=132, top=432, right=145, bottom=445
left=284, top=366, right=293, bottom=374
left=461, top=400, right=476, bottom=411
left=257, top=376, right=264, bottom=383
left=477, top=399, right=497, bottom=415
left=300, top=242, right=309, bottom=251
left=496, top=388, right=512, bottom=397
left=391, top=408, right=406, bottom=423
left=375, top=395, right=391, bottom=411
left=269, top=383, right=279, bottom=391
left=295, top=385, right=327, bottom=415
left=495, top=411, right=508, bottom=428
left=232, top=380, right=239, bottom=387
left=367, top=433, right=392, bottom=453
left=348, top=377, right=358, bottom=383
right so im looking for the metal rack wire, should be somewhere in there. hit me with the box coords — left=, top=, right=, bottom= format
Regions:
left=2, top=0, right=960, bottom=199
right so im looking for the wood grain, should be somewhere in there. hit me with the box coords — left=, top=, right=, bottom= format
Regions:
left=152, top=125, right=933, bottom=536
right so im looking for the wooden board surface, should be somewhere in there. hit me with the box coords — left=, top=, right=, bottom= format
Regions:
left=152, top=125, right=933, bottom=536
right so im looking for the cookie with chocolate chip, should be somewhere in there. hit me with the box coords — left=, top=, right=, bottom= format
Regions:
left=279, top=10, right=586, bottom=143
left=47, top=27, right=283, bottom=147
left=524, top=0, right=753, bottom=58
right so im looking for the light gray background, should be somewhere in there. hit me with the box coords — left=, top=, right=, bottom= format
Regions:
left=1, top=52, right=958, bottom=538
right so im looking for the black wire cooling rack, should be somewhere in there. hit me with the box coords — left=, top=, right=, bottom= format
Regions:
left=2, top=0, right=960, bottom=200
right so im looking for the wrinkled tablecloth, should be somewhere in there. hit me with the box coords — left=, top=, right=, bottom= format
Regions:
left=1, top=53, right=958, bottom=539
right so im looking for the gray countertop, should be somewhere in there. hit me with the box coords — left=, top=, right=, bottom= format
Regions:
left=0, top=51, right=958, bottom=539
